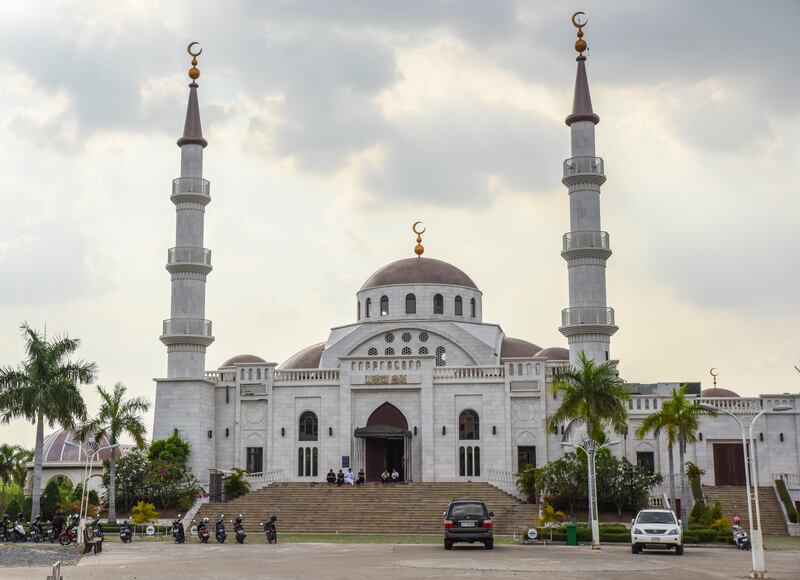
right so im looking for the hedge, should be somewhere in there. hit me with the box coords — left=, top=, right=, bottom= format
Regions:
left=775, top=479, right=798, bottom=523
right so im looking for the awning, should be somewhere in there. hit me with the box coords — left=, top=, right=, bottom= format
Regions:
left=353, top=425, right=412, bottom=439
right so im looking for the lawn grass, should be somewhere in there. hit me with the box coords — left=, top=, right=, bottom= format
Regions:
left=98, top=532, right=518, bottom=545
left=762, top=536, right=800, bottom=551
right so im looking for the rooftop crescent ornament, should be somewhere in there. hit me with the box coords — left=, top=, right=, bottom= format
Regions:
left=571, top=11, right=588, bottom=56
left=710, top=367, right=719, bottom=388
left=187, top=42, right=202, bottom=84
left=412, top=222, right=425, bottom=257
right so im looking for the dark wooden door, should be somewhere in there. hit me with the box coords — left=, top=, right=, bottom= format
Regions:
left=714, top=443, right=747, bottom=485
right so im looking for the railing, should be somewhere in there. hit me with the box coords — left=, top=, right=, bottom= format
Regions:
left=561, top=306, right=615, bottom=326
left=562, top=231, right=610, bottom=252
left=172, top=177, right=210, bottom=197
left=241, top=383, right=267, bottom=396
left=162, top=318, right=213, bottom=337
left=205, top=371, right=220, bottom=382
left=487, top=468, right=517, bottom=485
left=167, top=246, right=211, bottom=266
left=773, top=473, right=800, bottom=489
left=273, top=369, right=340, bottom=383
left=433, top=366, right=505, bottom=381
left=246, top=469, right=284, bottom=491
left=696, top=396, right=762, bottom=414
left=563, top=156, right=604, bottom=178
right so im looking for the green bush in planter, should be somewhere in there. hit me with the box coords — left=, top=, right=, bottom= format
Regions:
left=682, top=532, right=699, bottom=544
left=599, top=532, right=630, bottom=543
left=696, top=528, right=718, bottom=543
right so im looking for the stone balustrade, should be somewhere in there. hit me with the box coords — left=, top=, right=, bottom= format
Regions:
left=433, top=366, right=505, bottom=382
left=273, top=369, right=340, bottom=383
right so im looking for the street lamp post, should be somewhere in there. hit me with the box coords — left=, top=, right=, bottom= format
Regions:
left=700, top=402, right=792, bottom=579
left=77, top=442, right=119, bottom=544
left=562, top=436, right=620, bottom=549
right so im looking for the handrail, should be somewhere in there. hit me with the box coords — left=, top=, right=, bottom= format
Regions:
left=167, top=246, right=211, bottom=265
left=773, top=473, right=800, bottom=490
left=274, top=369, right=340, bottom=382
left=433, top=366, right=505, bottom=380
left=562, top=230, right=610, bottom=252
left=172, top=177, right=210, bottom=196
left=561, top=307, right=615, bottom=326
left=162, top=318, right=213, bottom=337
left=563, top=156, right=604, bottom=178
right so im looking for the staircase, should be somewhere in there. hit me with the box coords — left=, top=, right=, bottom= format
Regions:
left=196, top=482, right=538, bottom=535
left=703, top=486, right=787, bottom=535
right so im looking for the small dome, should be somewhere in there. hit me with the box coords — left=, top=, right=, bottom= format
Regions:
left=42, top=429, right=117, bottom=463
left=500, top=337, right=542, bottom=359
left=221, top=354, right=266, bottom=367
left=534, top=347, right=570, bottom=360
left=701, top=387, right=740, bottom=398
left=280, top=342, right=325, bottom=370
left=360, top=257, right=478, bottom=291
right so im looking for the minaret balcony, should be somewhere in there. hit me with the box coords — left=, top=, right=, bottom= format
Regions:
left=171, top=177, right=211, bottom=205
left=562, top=156, right=605, bottom=186
left=166, top=246, right=212, bottom=275
left=559, top=306, right=618, bottom=337
left=561, top=230, right=611, bottom=260
left=160, top=318, right=214, bottom=347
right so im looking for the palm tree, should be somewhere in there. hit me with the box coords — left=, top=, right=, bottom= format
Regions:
left=635, top=401, right=678, bottom=512
left=547, top=351, right=629, bottom=440
left=0, top=443, right=19, bottom=507
left=669, top=385, right=716, bottom=529
left=76, top=383, right=149, bottom=523
left=0, top=323, right=95, bottom=518
left=11, top=447, right=33, bottom=489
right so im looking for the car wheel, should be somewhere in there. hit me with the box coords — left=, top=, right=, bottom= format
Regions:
left=444, top=539, right=453, bottom=550
left=675, top=544, right=684, bottom=555
left=484, top=540, right=494, bottom=550
left=631, top=543, right=641, bottom=554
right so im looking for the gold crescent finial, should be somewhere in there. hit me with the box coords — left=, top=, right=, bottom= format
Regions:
left=187, top=42, right=202, bottom=84
left=571, top=11, right=588, bottom=56
left=709, top=367, right=719, bottom=388
left=412, top=221, right=426, bottom=257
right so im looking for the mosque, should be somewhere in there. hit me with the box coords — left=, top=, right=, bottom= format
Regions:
left=150, top=24, right=800, bottom=513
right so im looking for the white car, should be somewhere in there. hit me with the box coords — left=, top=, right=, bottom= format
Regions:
left=631, top=508, right=684, bottom=555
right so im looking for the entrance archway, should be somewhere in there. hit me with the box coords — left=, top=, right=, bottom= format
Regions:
left=355, top=403, right=411, bottom=482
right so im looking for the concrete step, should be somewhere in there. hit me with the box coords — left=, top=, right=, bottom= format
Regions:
left=702, top=486, right=787, bottom=535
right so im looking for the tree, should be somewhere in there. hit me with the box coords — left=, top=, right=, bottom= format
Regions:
left=668, top=385, right=716, bottom=529
left=101, top=449, right=149, bottom=514
left=130, top=500, right=159, bottom=524
left=148, top=429, right=190, bottom=464
left=536, top=502, right=568, bottom=541
left=534, top=452, right=586, bottom=515
left=76, top=382, right=150, bottom=523
left=514, top=463, right=537, bottom=503
left=223, top=468, right=250, bottom=501
left=11, top=447, right=33, bottom=489
left=0, top=323, right=95, bottom=518
left=636, top=402, right=678, bottom=513
left=602, top=455, right=663, bottom=515
left=547, top=352, right=629, bottom=441
left=0, top=443, right=19, bottom=508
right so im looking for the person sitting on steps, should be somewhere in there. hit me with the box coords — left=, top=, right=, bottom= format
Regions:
left=391, top=468, right=400, bottom=483
left=326, top=469, right=336, bottom=484
left=344, top=468, right=354, bottom=485
left=380, top=469, right=390, bottom=483
left=336, top=469, right=345, bottom=486
left=356, top=469, right=366, bottom=485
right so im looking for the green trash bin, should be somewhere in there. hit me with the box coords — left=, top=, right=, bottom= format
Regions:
left=566, top=522, right=577, bottom=546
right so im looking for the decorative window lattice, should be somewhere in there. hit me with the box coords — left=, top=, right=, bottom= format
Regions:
left=435, top=346, right=446, bottom=366
left=401, top=332, right=412, bottom=343
left=402, top=347, right=412, bottom=355
left=384, top=332, right=395, bottom=343
left=368, top=347, right=378, bottom=356
left=419, top=331, right=429, bottom=342
left=385, top=347, right=395, bottom=355
left=419, top=346, right=429, bottom=355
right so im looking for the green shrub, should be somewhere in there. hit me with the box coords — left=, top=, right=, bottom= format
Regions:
left=709, top=502, right=723, bottom=522
left=716, top=533, right=732, bottom=544
left=223, top=469, right=250, bottom=501
left=130, top=501, right=159, bottom=524
left=710, top=516, right=731, bottom=534
left=41, top=480, right=61, bottom=519
left=5, top=499, right=21, bottom=518
left=599, top=531, right=630, bottom=543
left=775, top=479, right=798, bottom=523
left=696, top=528, right=718, bottom=543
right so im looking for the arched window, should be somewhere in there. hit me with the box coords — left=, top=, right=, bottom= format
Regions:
left=459, top=446, right=481, bottom=477
left=240, top=368, right=245, bottom=380
left=256, top=368, right=262, bottom=380
left=365, top=298, right=371, bottom=318
left=470, top=297, right=476, bottom=318
left=299, top=411, right=318, bottom=441
left=405, top=293, right=416, bottom=314
left=454, top=296, right=463, bottom=316
left=248, top=368, right=253, bottom=380
left=433, top=294, right=444, bottom=314
left=459, top=410, right=480, bottom=440
left=380, top=295, right=389, bottom=316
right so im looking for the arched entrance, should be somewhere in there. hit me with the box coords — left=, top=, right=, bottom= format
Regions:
left=355, top=403, right=411, bottom=482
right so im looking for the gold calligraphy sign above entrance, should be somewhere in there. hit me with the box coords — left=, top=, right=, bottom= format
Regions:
left=364, top=374, right=408, bottom=385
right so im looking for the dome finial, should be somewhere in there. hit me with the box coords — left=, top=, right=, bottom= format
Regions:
left=710, top=367, right=719, bottom=388
left=571, top=11, right=588, bottom=58
left=187, top=42, right=202, bottom=86
left=412, top=221, right=426, bottom=257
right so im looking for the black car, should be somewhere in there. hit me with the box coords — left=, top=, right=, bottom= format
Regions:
left=443, top=500, right=494, bottom=550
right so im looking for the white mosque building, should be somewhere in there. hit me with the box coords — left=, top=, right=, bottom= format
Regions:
left=151, top=29, right=800, bottom=514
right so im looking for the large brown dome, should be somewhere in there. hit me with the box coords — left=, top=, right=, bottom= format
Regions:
left=500, top=337, right=542, bottom=358
left=360, top=257, right=478, bottom=291
left=700, top=387, right=740, bottom=398
left=221, top=354, right=266, bottom=367
left=280, top=342, right=325, bottom=370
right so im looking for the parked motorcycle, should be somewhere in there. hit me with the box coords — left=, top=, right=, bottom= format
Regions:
left=195, top=517, right=211, bottom=543
left=11, top=513, right=27, bottom=542
left=172, top=515, right=186, bottom=544
left=91, top=518, right=104, bottom=540
left=119, top=520, right=133, bottom=543
left=58, top=515, right=80, bottom=546
left=30, top=515, right=45, bottom=543
left=232, top=514, right=246, bottom=544
left=215, top=514, right=227, bottom=544
left=260, top=515, right=278, bottom=544
left=0, top=514, right=11, bottom=542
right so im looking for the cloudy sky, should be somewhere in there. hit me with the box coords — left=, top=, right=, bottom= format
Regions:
left=1, top=0, right=798, bottom=447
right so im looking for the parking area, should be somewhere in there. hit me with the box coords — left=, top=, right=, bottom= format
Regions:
left=3, top=541, right=800, bottom=580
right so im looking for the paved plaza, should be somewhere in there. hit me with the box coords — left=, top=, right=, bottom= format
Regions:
left=3, top=542, right=800, bottom=580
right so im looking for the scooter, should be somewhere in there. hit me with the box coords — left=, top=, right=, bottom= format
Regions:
left=195, top=517, right=211, bottom=543
left=260, top=515, right=277, bottom=544
left=171, top=515, right=186, bottom=544
left=0, top=514, right=11, bottom=542
left=58, top=515, right=80, bottom=546
left=215, top=514, right=227, bottom=544
left=732, top=524, right=751, bottom=550
left=30, top=515, right=45, bottom=543
left=232, top=514, right=246, bottom=544
left=119, top=521, right=133, bottom=543
left=11, top=514, right=27, bottom=542
left=91, top=518, right=104, bottom=540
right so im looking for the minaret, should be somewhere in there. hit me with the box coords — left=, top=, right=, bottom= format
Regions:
left=559, top=14, right=617, bottom=365
left=153, top=43, right=216, bottom=483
